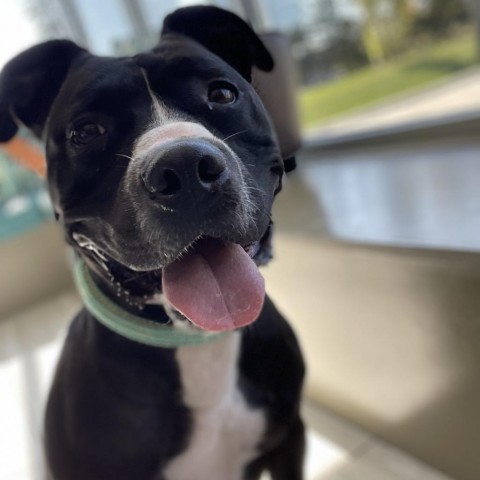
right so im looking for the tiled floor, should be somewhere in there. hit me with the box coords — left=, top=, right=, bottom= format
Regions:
left=300, top=402, right=453, bottom=480
left=0, top=292, right=453, bottom=480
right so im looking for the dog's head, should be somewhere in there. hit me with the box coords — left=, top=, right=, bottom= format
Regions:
left=0, top=6, right=284, bottom=332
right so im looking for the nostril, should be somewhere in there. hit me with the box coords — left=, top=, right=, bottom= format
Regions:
left=198, top=154, right=227, bottom=185
left=158, top=168, right=182, bottom=196
left=142, top=167, right=182, bottom=197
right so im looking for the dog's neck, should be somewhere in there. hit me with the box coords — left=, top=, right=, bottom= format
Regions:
left=73, top=257, right=227, bottom=348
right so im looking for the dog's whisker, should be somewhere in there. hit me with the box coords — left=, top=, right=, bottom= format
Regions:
left=222, top=130, right=248, bottom=142
left=115, top=153, right=136, bottom=162
left=123, top=271, right=155, bottom=284
left=243, top=185, right=264, bottom=195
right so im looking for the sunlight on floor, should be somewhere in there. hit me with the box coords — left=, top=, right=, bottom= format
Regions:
left=0, top=356, right=32, bottom=480
left=304, top=428, right=349, bottom=479
left=260, top=428, right=349, bottom=480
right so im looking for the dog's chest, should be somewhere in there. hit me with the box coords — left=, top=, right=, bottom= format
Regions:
left=162, top=332, right=266, bottom=480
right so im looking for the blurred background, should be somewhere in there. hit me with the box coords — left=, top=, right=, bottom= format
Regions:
left=1, top=1, right=480, bottom=479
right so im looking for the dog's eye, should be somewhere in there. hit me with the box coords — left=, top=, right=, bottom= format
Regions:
left=208, top=83, right=237, bottom=105
left=69, top=123, right=106, bottom=146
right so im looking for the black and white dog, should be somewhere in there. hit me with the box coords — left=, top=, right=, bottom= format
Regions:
left=0, top=6, right=305, bottom=480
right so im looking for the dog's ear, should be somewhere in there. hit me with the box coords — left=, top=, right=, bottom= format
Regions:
left=161, top=6, right=273, bottom=82
left=0, top=40, right=84, bottom=142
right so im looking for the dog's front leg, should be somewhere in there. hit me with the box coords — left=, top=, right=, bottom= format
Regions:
left=266, top=415, right=305, bottom=480
left=246, top=415, right=305, bottom=480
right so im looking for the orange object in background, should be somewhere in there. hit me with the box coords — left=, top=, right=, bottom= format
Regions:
left=1, top=137, right=46, bottom=177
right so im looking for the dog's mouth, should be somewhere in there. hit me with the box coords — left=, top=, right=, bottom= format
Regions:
left=162, top=238, right=265, bottom=331
left=74, top=234, right=268, bottom=332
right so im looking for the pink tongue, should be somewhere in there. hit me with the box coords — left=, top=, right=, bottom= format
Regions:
left=162, top=239, right=265, bottom=332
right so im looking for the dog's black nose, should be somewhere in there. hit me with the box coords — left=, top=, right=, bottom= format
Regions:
left=141, top=139, right=230, bottom=201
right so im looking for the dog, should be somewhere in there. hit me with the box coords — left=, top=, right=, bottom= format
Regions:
left=0, top=6, right=305, bottom=480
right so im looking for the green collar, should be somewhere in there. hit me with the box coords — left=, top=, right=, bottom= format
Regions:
left=73, top=259, right=226, bottom=348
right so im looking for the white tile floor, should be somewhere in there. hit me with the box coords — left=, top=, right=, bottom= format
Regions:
left=300, top=402, right=453, bottom=480
left=0, top=292, right=453, bottom=480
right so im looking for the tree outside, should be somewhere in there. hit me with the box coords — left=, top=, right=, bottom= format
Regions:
left=290, top=0, right=474, bottom=86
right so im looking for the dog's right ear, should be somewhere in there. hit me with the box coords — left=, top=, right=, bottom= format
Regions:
left=0, top=40, right=84, bottom=142
left=161, top=6, right=273, bottom=82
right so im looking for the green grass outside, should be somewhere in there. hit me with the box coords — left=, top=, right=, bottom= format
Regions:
left=298, top=29, right=477, bottom=129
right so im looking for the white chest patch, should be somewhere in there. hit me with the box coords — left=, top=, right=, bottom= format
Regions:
left=162, top=332, right=266, bottom=480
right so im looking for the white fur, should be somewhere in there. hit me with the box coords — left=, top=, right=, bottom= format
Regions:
left=162, top=332, right=266, bottom=480
left=136, top=69, right=216, bottom=158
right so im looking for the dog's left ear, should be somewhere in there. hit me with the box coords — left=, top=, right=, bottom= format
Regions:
left=161, top=6, right=273, bottom=82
